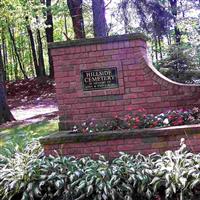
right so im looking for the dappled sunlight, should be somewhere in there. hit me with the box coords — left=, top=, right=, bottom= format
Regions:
left=0, top=119, right=59, bottom=153
left=12, top=104, right=58, bottom=121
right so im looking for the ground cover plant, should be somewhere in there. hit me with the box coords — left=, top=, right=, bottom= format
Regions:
left=0, top=120, right=58, bottom=155
left=73, top=107, right=200, bottom=134
left=1, top=140, right=200, bottom=200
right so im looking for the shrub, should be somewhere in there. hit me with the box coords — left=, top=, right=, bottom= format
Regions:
left=1, top=140, right=200, bottom=199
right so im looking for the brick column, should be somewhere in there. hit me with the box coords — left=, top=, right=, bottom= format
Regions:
left=49, top=34, right=200, bottom=130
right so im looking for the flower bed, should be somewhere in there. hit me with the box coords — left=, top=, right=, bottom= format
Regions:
left=73, top=107, right=200, bottom=134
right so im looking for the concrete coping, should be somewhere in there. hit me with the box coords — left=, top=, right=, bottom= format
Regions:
left=40, top=124, right=200, bottom=145
left=48, top=33, right=148, bottom=49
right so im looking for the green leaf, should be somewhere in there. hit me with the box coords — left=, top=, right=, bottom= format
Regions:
left=21, top=192, right=29, bottom=200
left=55, top=179, right=64, bottom=189
left=87, top=185, right=93, bottom=196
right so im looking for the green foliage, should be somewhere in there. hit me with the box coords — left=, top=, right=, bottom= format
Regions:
left=0, top=120, right=58, bottom=155
left=150, top=140, right=200, bottom=199
left=158, top=42, right=199, bottom=72
left=1, top=140, right=200, bottom=199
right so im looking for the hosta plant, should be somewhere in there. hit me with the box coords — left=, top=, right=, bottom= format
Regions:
left=150, top=139, right=200, bottom=200
left=1, top=139, right=200, bottom=200
left=0, top=141, right=43, bottom=200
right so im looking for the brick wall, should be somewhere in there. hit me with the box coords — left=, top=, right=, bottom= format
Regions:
left=40, top=124, right=200, bottom=159
left=49, top=34, right=200, bottom=130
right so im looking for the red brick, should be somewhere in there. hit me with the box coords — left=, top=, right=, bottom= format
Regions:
left=107, top=139, right=124, bottom=145
left=124, top=138, right=141, bottom=144
left=109, top=152, right=120, bottom=158
left=117, top=144, right=135, bottom=151
left=137, top=81, right=153, bottom=87
left=124, top=94, right=138, bottom=99
left=84, top=147, right=100, bottom=154
left=66, top=148, right=84, bottom=155
left=89, top=141, right=108, bottom=146
left=138, top=92, right=153, bottom=98
left=89, top=51, right=104, bottom=57
left=135, top=40, right=146, bottom=47
left=147, top=97, right=162, bottom=103
left=50, top=35, right=200, bottom=134
left=124, top=41, right=130, bottom=47
left=100, top=146, right=117, bottom=153
left=131, top=98, right=146, bottom=104
left=124, top=105, right=140, bottom=111
left=103, top=49, right=119, bottom=56
left=97, top=56, right=112, bottom=62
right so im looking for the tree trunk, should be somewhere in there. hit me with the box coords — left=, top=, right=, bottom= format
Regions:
left=169, top=0, right=181, bottom=44
left=28, top=42, right=35, bottom=77
left=155, top=37, right=158, bottom=61
left=92, top=0, right=107, bottom=37
left=11, top=43, right=18, bottom=80
left=45, top=0, right=54, bottom=78
left=158, top=37, right=163, bottom=60
left=67, top=0, right=85, bottom=39
left=2, top=32, right=9, bottom=81
left=1, top=31, right=7, bottom=81
left=121, top=0, right=129, bottom=34
left=26, top=17, right=39, bottom=77
left=36, top=28, right=46, bottom=77
left=8, top=26, right=28, bottom=79
left=0, top=44, right=14, bottom=124
left=64, top=13, right=70, bottom=40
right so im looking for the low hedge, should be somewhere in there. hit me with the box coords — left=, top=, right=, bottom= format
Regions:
left=1, top=140, right=200, bottom=200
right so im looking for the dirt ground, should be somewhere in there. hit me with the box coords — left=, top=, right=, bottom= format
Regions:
left=0, top=78, right=58, bottom=129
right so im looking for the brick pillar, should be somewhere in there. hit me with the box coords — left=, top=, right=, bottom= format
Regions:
left=49, top=34, right=200, bottom=130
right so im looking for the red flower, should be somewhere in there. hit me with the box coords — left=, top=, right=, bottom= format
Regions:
left=133, top=125, right=138, bottom=129
left=153, top=121, right=158, bottom=126
left=135, top=117, right=140, bottom=123
left=177, top=119, right=183, bottom=124
left=127, top=106, right=132, bottom=111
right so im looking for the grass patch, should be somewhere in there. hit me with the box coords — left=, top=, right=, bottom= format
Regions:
left=0, top=119, right=59, bottom=155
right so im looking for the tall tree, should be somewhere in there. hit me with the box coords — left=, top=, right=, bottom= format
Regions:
left=92, top=0, right=107, bottom=37
left=169, top=0, right=181, bottom=44
left=67, top=0, right=85, bottom=39
left=8, top=26, right=28, bottom=79
left=45, top=0, right=54, bottom=78
left=26, top=17, right=38, bottom=77
left=36, top=27, right=46, bottom=77
left=0, top=44, right=14, bottom=124
left=1, top=31, right=7, bottom=80
left=120, top=0, right=129, bottom=34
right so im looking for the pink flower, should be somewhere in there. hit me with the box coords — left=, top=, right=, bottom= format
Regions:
left=125, top=114, right=131, bottom=120
left=135, top=117, right=140, bottom=123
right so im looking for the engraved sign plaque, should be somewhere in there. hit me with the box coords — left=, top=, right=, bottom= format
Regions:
left=81, top=68, right=119, bottom=91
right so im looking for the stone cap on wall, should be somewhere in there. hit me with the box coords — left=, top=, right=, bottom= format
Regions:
left=40, top=124, right=200, bottom=145
left=48, top=33, right=148, bottom=49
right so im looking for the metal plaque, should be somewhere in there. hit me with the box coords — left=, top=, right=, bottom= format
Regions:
left=81, top=68, right=119, bottom=91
